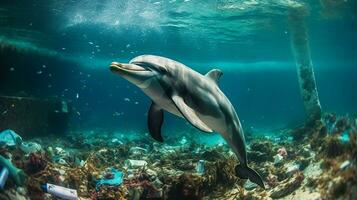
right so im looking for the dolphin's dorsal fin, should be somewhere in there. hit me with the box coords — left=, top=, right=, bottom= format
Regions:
left=205, top=69, right=223, bottom=84
left=171, top=94, right=213, bottom=133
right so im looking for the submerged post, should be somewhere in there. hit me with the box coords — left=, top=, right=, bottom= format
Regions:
left=288, top=6, right=322, bottom=125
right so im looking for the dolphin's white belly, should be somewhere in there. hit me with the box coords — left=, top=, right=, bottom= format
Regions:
left=156, top=97, right=182, bottom=117
left=143, top=81, right=182, bottom=117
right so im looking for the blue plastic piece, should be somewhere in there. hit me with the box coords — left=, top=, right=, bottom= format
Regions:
left=96, top=168, right=124, bottom=190
left=0, top=167, right=9, bottom=189
left=0, top=129, right=22, bottom=147
left=339, top=131, right=350, bottom=144
left=41, top=184, right=48, bottom=192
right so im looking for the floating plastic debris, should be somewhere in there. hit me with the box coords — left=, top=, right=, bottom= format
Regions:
left=42, top=183, right=78, bottom=200
left=286, top=163, right=300, bottom=174
left=125, top=159, right=148, bottom=168
left=0, top=155, right=26, bottom=186
left=196, top=160, right=205, bottom=174
left=244, top=179, right=257, bottom=190
left=339, top=131, right=350, bottom=143
left=339, top=160, right=351, bottom=171
left=273, top=154, right=283, bottom=164
left=20, top=142, right=42, bottom=154
left=0, top=167, right=9, bottom=189
left=96, top=168, right=124, bottom=190
left=129, top=146, right=147, bottom=155
left=0, top=129, right=22, bottom=147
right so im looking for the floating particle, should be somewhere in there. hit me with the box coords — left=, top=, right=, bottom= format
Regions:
left=124, top=98, right=130, bottom=102
left=48, top=73, right=52, bottom=77
left=126, top=44, right=130, bottom=48
left=88, top=42, right=94, bottom=45
left=2, top=110, right=8, bottom=115
left=95, top=45, right=100, bottom=48
left=48, top=84, right=52, bottom=88
left=76, top=111, right=81, bottom=116
left=134, top=101, right=139, bottom=105
left=36, top=70, right=43, bottom=75
left=76, top=93, right=79, bottom=99
left=64, top=88, right=69, bottom=92
left=62, top=47, right=66, bottom=50
left=42, top=64, right=46, bottom=68
left=113, top=112, right=120, bottom=116
left=9, top=67, right=15, bottom=71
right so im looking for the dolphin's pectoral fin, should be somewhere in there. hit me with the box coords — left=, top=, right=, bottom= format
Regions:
left=148, top=102, right=164, bottom=142
left=235, top=165, right=265, bottom=189
left=205, top=69, right=223, bottom=84
left=171, top=94, right=213, bottom=133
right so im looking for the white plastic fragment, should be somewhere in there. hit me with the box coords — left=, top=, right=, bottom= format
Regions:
left=125, top=159, right=148, bottom=168
left=42, top=183, right=78, bottom=200
left=273, top=154, right=284, bottom=164
left=339, top=160, right=351, bottom=170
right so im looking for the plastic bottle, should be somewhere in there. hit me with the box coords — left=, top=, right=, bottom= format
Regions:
left=196, top=160, right=205, bottom=174
left=42, top=183, right=78, bottom=200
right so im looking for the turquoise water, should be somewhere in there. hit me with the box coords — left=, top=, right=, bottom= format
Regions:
left=0, top=0, right=356, bottom=132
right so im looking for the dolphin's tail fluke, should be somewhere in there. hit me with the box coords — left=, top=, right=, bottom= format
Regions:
left=235, top=164, right=265, bottom=189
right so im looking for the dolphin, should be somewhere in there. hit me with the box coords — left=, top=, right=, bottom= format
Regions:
left=110, top=55, right=265, bottom=188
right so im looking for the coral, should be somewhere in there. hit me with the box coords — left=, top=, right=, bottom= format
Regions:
left=270, top=172, right=305, bottom=199
left=322, top=136, right=346, bottom=158
left=333, top=116, right=350, bottom=134
left=277, top=147, right=287, bottom=157
left=25, top=152, right=48, bottom=174
left=248, top=140, right=274, bottom=163
left=167, top=173, right=204, bottom=200
left=266, top=173, right=278, bottom=188
left=1, top=115, right=356, bottom=199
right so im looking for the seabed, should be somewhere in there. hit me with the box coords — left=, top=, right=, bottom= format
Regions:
left=0, top=113, right=356, bottom=200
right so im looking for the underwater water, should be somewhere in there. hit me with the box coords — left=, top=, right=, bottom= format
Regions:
left=0, top=0, right=357, bottom=199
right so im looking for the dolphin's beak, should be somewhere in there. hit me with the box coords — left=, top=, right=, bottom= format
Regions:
left=110, top=61, right=154, bottom=88
left=110, top=62, right=147, bottom=72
